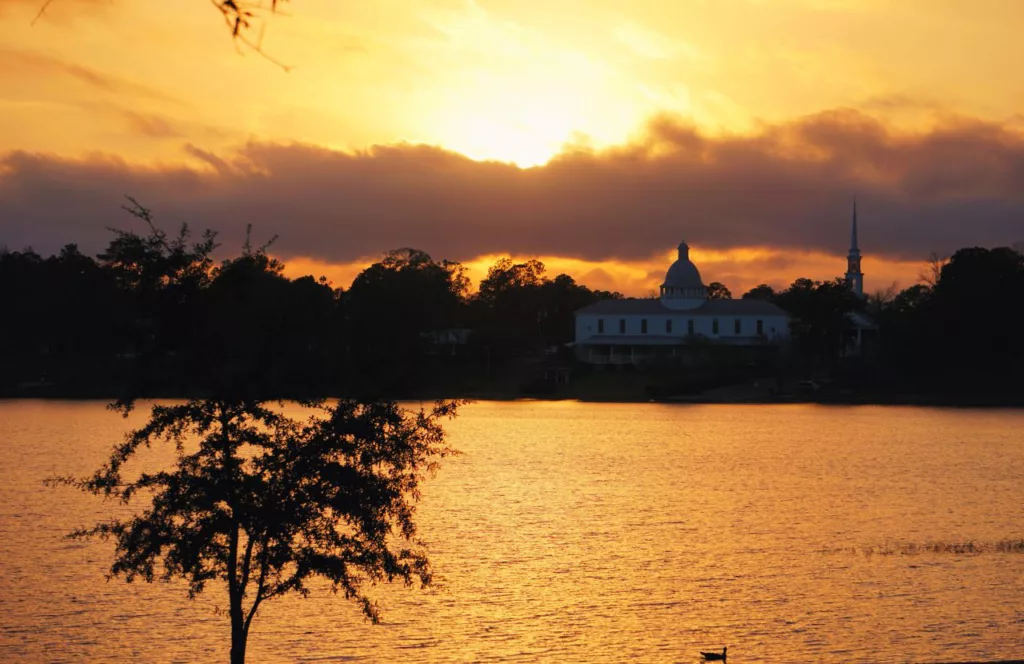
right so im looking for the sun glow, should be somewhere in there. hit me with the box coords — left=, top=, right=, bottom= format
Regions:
left=426, top=63, right=669, bottom=167
left=436, top=109, right=578, bottom=168
left=414, top=3, right=670, bottom=167
left=425, top=64, right=620, bottom=167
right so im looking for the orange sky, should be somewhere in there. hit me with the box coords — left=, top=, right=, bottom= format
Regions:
left=281, top=248, right=923, bottom=299
left=3, top=0, right=1024, bottom=295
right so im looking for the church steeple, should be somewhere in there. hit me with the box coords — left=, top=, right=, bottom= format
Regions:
left=845, top=198, right=864, bottom=296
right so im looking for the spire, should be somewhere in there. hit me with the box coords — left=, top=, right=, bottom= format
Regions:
left=845, top=198, right=864, bottom=297
left=850, top=198, right=859, bottom=252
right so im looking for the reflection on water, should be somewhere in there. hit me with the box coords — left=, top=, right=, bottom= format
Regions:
left=1, top=400, right=1023, bottom=663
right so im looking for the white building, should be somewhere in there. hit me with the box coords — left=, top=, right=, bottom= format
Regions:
left=574, top=242, right=791, bottom=364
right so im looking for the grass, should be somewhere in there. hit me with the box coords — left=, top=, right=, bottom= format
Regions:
left=821, top=539, right=1024, bottom=557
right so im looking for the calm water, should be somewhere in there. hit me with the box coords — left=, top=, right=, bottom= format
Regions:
left=1, top=401, right=1023, bottom=663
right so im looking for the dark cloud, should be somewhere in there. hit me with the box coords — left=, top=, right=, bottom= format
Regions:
left=1, top=109, right=1022, bottom=263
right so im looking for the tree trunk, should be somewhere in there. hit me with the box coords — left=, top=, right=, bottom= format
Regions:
left=230, top=600, right=247, bottom=664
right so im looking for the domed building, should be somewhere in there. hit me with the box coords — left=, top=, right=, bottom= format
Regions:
left=573, top=241, right=791, bottom=365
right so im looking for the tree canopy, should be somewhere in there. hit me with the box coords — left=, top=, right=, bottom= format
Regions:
left=706, top=281, right=732, bottom=300
left=878, top=245, right=1024, bottom=391
left=742, top=284, right=776, bottom=301
left=55, top=396, right=457, bottom=664
left=47, top=205, right=462, bottom=664
left=772, top=277, right=862, bottom=363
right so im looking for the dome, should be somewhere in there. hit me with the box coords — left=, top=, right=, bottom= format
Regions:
left=660, top=241, right=708, bottom=309
left=661, top=242, right=704, bottom=289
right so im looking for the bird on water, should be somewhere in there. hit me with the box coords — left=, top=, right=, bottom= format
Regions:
left=700, top=646, right=727, bottom=661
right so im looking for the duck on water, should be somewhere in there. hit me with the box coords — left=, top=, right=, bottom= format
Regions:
left=700, top=646, right=727, bottom=661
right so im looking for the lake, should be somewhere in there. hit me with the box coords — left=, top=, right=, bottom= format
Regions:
left=1, top=400, right=1022, bottom=663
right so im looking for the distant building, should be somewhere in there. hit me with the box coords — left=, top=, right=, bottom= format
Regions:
left=573, top=242, right=791, bottom=365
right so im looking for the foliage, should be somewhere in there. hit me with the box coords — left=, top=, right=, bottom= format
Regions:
left=53, top=397, right=459, bottom=664
left=0, top=244, right=124, bottom=387
left=470, top=257, right=622, bottom=361
left=195, top=243, right=339, bottom=398
left=772, top=277, right=862, bottom=363
left=878, top=245, right=1024, bottom=390
left=9, top=206, right=1024, bottom=399
left=706, top=281, right=732, bottom=300
left=99, top=199, right=218, bottom=297
left=346, top=248, right=469, bottom=395
left=742, top=284, right=776, bottom=301
left=44, top=205, right=463, bottom=664
left=477, top=257, right=546, bottom=305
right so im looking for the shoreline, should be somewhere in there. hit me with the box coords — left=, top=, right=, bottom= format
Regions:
left=4, top=386, right=1024, bottom=408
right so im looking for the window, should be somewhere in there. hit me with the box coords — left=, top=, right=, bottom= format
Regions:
left=666, top=319, right=673, bottom=333
left=734, top=318, right=741, bottom=334
left=687, top=319, right=694, bottom=335
left=756, top=319, right=763, bottom=335
left=598, top=319, right=604, bottom=334
left=712, top=318, right=719, bottom=334
left=619, top=319, right=626, bottom=334
left=641, top=319, right=648, bottom=334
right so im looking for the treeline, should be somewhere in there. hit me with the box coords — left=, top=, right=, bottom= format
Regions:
left=0, top=215, right=620, bottom=398
left=874, top=246, right=1024, bottom=393
left=737, top=246, right=1024, bottom=395
left=2, top=211, right=1022, bottom=399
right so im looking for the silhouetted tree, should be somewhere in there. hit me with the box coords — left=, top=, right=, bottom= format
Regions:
left=774, top=277, right=861, bottom=363
left=54, top=397, right=459, bottom=664
left=866, top=281, right=899, bottom=316
left=49, top=208, right=463, bottom=664
left=742, top=284, right=776, bottom=301
left=472, top=258, right=622, bottom=360
left=875, top=246, right=1024, bottom=393
left=477, top=257, right=546, bottom=304
left=193, top=236, right=339, bottom=397
left=471, top=258, right=548, bottom=356
left=346, top=248, right=469, bottom=395
left=98, top=199, right=219, bottom=392
left=0, top=244, right=124, bottom=391
left=706, top=281, right=732, bottom=300
left=536, top=274, right=605, bottom=349
left=890, top=283, right=932, bottom=314
left=919, top=251, right=949, bottom=287
left=924, top=246, right=1024, bottom=385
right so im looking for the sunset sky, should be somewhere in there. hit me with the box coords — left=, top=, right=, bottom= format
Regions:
left=2, top=0, right=1023, bottom=295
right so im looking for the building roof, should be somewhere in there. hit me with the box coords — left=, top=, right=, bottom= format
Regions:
left=576, top=298, right=790, bottom=317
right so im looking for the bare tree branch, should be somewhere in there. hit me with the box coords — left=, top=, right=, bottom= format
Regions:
left=33, top=0, right=294, bottom=71
left=31, top=0, right=57, bottom=26
left=212, top=0, right=294, bottom=71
